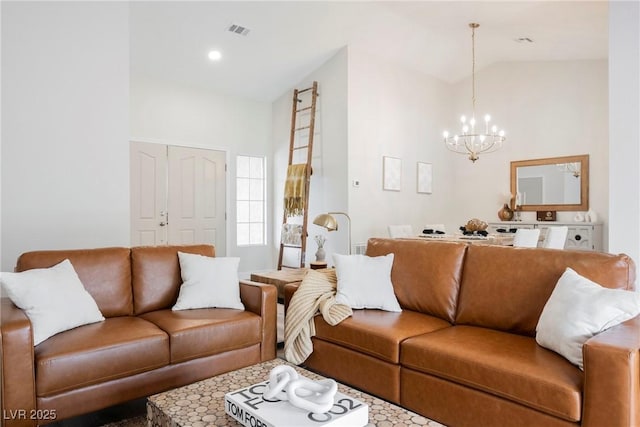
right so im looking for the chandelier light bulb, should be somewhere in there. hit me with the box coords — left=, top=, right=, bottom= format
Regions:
left=462, top=125, right=469, bottom=133
left=484, top=114, right=491, bottom=122
left=460, top=115, right=467, bottom=123
left=491, top=125, right=497, bottom=133
left=443, top=131, right=449, bottom=138
left=469, top=117, right=476, bottom=127
left=499, top=130, right=505, bottom=137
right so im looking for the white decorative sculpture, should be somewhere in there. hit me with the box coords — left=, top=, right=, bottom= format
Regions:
left=263, top=365, right=298, bottom=401
left=286, top=378, right=337, bottom=414
left=263, top=366, right=338, bottom=414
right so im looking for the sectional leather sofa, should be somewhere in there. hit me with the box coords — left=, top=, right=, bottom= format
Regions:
left=0, top=245, right=277, bottom=426
left=285, top=238, right=639, bottom=427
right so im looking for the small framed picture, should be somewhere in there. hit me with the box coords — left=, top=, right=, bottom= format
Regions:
left=537, top=210, right=557, bottom=221
left=383, top=156, right=401, bottom=191
left=417, top=162, right=433, bottom=194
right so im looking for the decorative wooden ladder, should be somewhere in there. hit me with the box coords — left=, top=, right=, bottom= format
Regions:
left=277, top=81, right=319, bottom=269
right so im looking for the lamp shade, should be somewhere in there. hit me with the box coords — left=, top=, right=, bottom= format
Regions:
left=313, top=214, right=338, bottom=231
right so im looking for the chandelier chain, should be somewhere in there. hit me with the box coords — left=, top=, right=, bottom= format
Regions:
left=471, top=24, right=476, bottom=116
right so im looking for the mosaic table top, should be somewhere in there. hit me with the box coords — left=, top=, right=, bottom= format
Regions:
left=147, top=358, right=445, bottom=427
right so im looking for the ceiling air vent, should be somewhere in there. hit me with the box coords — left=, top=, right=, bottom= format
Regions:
left=228, top=24, right=250, bottom=36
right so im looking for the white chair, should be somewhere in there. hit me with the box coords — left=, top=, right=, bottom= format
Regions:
left=512, top=228, right=541, bottom=248
left=542, top=226, right=568, bottom=249
left=422, top=224, right=446, bottom=234
left=388, top=225, right=413, bottom=238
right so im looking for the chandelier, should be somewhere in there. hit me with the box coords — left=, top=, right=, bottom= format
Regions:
left=443, top=23, right=505, bottom=162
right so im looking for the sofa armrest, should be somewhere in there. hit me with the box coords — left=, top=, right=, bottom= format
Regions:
left=239, top=280, right=277, bottom=361
left=582, top=315, right=640, bottom=427
left=283, top=282, right=301, bottom=313
left=1, top=298, right=37, bottom=427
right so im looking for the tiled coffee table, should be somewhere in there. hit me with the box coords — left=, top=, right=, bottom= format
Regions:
left=147, top=358, right=445, bottom=427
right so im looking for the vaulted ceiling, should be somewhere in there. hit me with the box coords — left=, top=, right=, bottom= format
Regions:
left=130, top=1, right=608, bottom=102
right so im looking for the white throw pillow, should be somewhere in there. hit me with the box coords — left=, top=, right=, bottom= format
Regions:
left=536, top=267, right=640, bottom=369
left=333, top=253, right=401, bottom=312
left=173, top=252, right=244, bottom=311
left=0, top=259, right=105, bottom=346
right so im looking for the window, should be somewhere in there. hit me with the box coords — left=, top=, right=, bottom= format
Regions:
left=236, top=155, right=266, bottom=246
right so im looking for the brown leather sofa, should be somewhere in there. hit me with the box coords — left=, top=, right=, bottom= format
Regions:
left=1, top=245, right=277, bottom=427
left=285, top=238, right=639, bottom=427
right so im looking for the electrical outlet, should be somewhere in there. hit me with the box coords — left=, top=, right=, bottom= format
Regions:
left=352, top=180, right=360, bottom=187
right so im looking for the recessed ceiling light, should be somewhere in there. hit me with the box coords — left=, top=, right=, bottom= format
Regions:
left=208, top=50, right=222, bottom=61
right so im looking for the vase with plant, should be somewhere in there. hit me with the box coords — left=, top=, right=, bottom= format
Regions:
left=314, top=235, right=326, bottom=262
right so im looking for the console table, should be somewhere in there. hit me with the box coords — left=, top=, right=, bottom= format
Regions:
left=487, top=221, right=603, bottom=251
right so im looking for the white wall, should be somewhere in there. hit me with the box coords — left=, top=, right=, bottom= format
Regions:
left=448, top=60, right=609, bottom=245
left=609, top=1, right=640, bottom=265
left=1, top=2, right=130, bottom=271
left=271, top=48, right=348, bottom=266
left=130, top=78, right=272, bottom=273
left=4, top=3, right=633, bottom=275
left=283, top=50, right=609, bottom=260
left=347, top=48, right=455, bottom=246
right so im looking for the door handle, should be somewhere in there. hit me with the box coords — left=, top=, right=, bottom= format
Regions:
left=159, top=222, right=167, bottom=227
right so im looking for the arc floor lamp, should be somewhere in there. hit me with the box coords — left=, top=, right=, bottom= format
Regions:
left=312, top=212, right=352, bottom=254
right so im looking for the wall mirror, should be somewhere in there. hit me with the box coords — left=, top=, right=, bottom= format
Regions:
left=510, top=154, right=589, bottom=211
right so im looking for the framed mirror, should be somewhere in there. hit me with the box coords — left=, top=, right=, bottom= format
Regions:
left=510, top=154, right=589, bottom=211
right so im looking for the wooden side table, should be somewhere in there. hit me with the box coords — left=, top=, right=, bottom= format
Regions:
left=250, top=268, right=308, bottom=301
left=310, top=261, right=328, bottom=270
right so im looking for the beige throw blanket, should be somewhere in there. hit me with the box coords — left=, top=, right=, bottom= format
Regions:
left=284, top=269, right=352, bottom=365
left=283, top=164, right=308, bottom=217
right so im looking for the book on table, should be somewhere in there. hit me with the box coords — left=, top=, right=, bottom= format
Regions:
left=224, top=380, right=368, bottom=427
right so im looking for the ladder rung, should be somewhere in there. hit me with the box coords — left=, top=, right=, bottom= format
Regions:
left=298, top=87, right=314, bottom=94
left=296, top=107, right=312, bottom=113
left=281, top=244, right=302, bottom=248
left=280, top=264, right=301, bottom=269
left=292, top=145, right=309, bottom=151
left=295, top=125, right=311, bottom=131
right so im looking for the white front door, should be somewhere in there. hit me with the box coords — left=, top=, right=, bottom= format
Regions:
left=130, top=141, right=168, bottom=246
left=168, top=146, right=226, bottom=253
left=130, top=142, right=227, bottom=255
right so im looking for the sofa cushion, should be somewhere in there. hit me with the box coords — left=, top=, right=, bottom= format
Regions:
left=1, top=259, right=105, bottom=345
left=401, top=325, right=583, bottom=422
left=455, top=245, right=636, bottom=336
left=313, top=309, right=450, bottom=364
left=333, top=253, right=401, bottom=312
left=365, top=238, right=467, bottom=323
left=16, top=247, right=132, bottom=317
left=140, top=309, right=262, bottom=363
left=131, top=245, right=215, bottom=314
left=173, top=253, right=244, bottom=311
left=34, top=317, right=169, bottom=397
left=536, top=268, right=640, bottom=370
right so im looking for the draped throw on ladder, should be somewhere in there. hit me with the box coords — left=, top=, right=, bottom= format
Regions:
left=284, top=164, right=308, bottom=217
